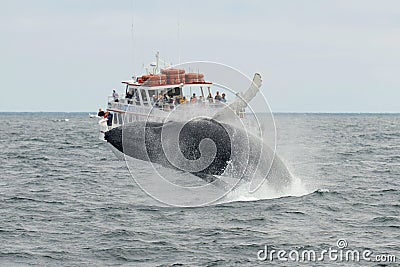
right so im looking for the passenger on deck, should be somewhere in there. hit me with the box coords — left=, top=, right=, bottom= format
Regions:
left=207, top=93, right=213, bottom=103
left=126, top=91, right=133, bottom=99
left=190, top=93, right=197, bottom=103
left=97, top=108, right=105, bottom=117
left=126, top=91, right=134, bottom=104
left=198, top=96, right=204, bottom=104
left=214, top=91, right=222, bottom=102
left=106, top=112, right=113, bottom=128
left=112, top=90, right=119, bottom=102
left=221, top=93, right=227, bottom=103
left=180, top=96, right=187, bottom=104
left=103, top=112, right=113, bottom=128
left=152, top=95, right=158, bottom=105
left=163, top=94, right=169, bottom=103
left=175, top=96, right=181, bottom=105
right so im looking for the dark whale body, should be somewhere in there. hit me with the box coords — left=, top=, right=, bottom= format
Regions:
left=104, top=119, right=232, bottom=183
left=104, top=118, right=292, bottom=191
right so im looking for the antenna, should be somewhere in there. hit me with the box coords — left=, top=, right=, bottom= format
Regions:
left=177, top=20, right=181, bottom=64
left=130, top=0, right=135, bottom=71
left=155, top=51, right=159, bottom=73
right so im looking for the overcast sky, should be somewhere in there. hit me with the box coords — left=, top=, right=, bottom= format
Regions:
left=1, top=0, right=399, bottom=112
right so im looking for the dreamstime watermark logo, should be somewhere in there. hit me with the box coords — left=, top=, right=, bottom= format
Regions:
left=121, top=61, right=277, bottom=207
left=257, top=239, right=397, bottom=263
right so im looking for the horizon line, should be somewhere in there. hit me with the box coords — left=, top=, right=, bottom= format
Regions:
left=1, top=111, right=400, bottom=115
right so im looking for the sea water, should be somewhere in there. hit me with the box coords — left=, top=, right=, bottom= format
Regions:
left=0, top=113, right=399, bottom=265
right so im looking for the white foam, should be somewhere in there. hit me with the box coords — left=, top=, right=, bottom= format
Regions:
left=219, top=174, right=310, bottom=204
left=316, top=188, right=330, bottom=193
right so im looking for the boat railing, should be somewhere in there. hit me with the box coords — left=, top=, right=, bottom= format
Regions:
left=108, top=96, right=135, bottom=109
left=108, top=96, right=245, bottom=117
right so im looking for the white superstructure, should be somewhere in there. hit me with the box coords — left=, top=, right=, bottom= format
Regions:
left=100, top=53, right=242, bottom=134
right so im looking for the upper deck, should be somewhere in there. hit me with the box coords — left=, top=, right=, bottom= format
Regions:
left=108, top=81, right=230, bottom=112
left=110, top=67, right=230, bottom=112
left=106, top=80, right=237, bottom=127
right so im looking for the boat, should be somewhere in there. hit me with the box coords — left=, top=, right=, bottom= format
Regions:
left=98, top=52, right=256, bottom=137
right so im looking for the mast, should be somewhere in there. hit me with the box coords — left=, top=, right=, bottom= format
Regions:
left=155, top=51, right=160, bottom=74
left=130, top=0, right=135, bottom=72
left=177, top=20, right=181, bottom=64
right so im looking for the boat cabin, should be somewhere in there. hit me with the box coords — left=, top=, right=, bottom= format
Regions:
left=105, top=64, right=238, bottom=128
left=108, top=68, right=229, bottom=113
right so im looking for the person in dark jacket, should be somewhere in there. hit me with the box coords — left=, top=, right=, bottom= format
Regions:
left=97, top=108, right=105, bottom=117
left=104, top=112, right=113, bottom=128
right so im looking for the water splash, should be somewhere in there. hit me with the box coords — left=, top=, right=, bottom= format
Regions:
left=219, top=173, right=310, bottom=204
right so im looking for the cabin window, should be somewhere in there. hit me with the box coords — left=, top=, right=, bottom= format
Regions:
left=133, top=88, right=138, bottom=98
left=148, top=89, right=157, bottom=96
left=132, top=88, right=140, bottom=105
left=183, top=86, right=204, bottom=99
left=141, top=89, right=149, bottom=105
left=148, top=90, right=157, bottom=104
left=167, top=87, right=181, bottom=97
left=127, top=87, right=134, bottom=94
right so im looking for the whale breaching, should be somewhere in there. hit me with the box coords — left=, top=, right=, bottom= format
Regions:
left=104, top=73, right=293, bottom=193
left=104, top=117, right=292, bottom=192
